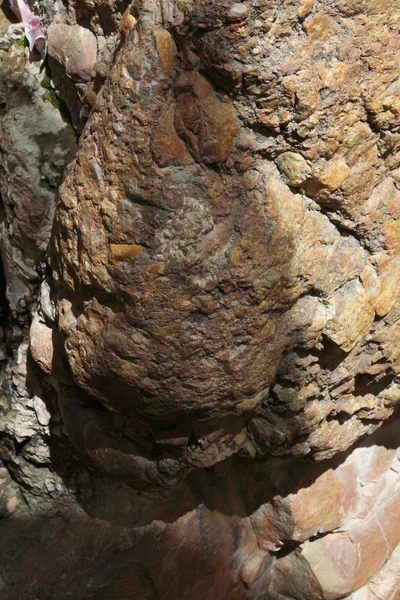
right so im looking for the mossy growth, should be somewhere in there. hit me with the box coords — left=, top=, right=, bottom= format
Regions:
left=41, top=70, right=61, bottom=110
left=12, top=36, right=28, bottom=48
left=41, top=66, right=77, bottom=137
left=41, top=71, right=52, bottom=91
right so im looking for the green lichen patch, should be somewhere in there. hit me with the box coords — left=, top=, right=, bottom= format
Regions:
left=41, top=70, right=61, bottom=110
left=41, top=67, right=77, bottom=138
left=12, top=36, right=28, bottom=48
left=41, top=71, right=52, bottom=90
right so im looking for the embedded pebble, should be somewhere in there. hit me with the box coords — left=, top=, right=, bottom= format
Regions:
left=298, top=0, right=315, bottom=19
left=227, top=3, right=249, bottom=23
left=276, top=152, right=311, bottom=186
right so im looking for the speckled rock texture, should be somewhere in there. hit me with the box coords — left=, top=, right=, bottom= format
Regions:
left=0, top=0, right=400, bottom=599
left=0, top=8, right=76, bottom=320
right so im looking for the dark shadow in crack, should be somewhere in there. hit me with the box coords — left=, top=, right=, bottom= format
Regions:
left=1, top=408, right=399, bottom=600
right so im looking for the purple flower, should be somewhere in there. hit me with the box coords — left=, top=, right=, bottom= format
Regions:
left=9, top=0, right=46, bottom=59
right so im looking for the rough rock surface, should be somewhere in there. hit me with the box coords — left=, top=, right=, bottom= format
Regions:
left=47, top=23, right=97, bottom=82
left=0, top=8, right=76, bottom=319
left=0, top=0, right=400, bottom=599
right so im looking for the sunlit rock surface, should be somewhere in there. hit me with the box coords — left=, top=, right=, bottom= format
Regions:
left=0, top=1, right=400, bottom=598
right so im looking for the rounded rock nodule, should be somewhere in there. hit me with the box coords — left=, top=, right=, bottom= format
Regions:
left=227, top=3, right=249, bottom=23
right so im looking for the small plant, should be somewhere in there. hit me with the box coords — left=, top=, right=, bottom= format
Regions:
left=41, top=68, right=76, bottom=137
left=41, top=76, right=61, bottom=110
left=12, top=36, right=28, bottom=48
left=41, top=71, right=52, bottom=90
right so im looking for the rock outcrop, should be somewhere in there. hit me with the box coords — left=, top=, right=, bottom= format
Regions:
left=0, top=0, right=400, bottom=598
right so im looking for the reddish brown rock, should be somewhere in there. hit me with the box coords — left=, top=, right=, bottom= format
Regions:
left=174, top=70, right=240, bottom=163
left=152, top=104, right=194, bottom=166
left=1, top=0, right=400, bottom=599
left=47, top=0, right=400, bottom=476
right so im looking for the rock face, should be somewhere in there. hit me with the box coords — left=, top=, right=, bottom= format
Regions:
left=0, top=9, right=76, bottom=320
left=0, top=0, right=400, bottom=598
left=53, top=0, right=400, bottom=471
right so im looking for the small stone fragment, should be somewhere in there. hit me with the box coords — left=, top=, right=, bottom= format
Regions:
left=152, top=105, right=194, bottom=166
left=297, top=0, right=315, bottom=18
left=29, top=313, right=54, bottom=375
left=155, top=30, right=177, bottom=70
left=324, top=280, right=375, bottom=351
left=40, top=280, right=55, bottom=322
left=315, top=158, right=350, bottom=191
left=372, top=256, right=400, bottom=317
left=227, top=3, right=249, bottom=23
left=304, top=15, right=340, bottom=40
left=33, top=396, right=51, bottom=426
left=276, top=152, right=311, bottom=186
left=109, top=244, right=142, bottom=261
left=119, top=7, right=136, bottom=36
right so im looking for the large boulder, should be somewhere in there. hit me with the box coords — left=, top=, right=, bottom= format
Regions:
left=1, top=1, right=400, bottom=599
left=53, top=0, right=400, bottom=477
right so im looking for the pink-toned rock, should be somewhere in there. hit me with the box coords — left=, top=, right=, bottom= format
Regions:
left=47, top=24, right=97, bottom=82
left=29, top=312, right=53, bottom=375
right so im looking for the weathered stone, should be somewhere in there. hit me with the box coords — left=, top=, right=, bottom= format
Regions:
left=1, top=0, right=400, bottom=598
left=315, top=157, right=351, bottom=191
left=227, top=3, right=249, bottom=22
left=29, top=312, right=53, bottom=375
left=298, top=0, right=315, bottom=18
left=47, top=24, right=97, bottom=82
left=155, top=30, right=177, bottom=70
left=47, top=0, right=400, bottom=481
left=276, top=151, right=311, bottom=186
left=0, top=31, right=76, bottom=315
left=324, top=280, right=376, bottom=351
